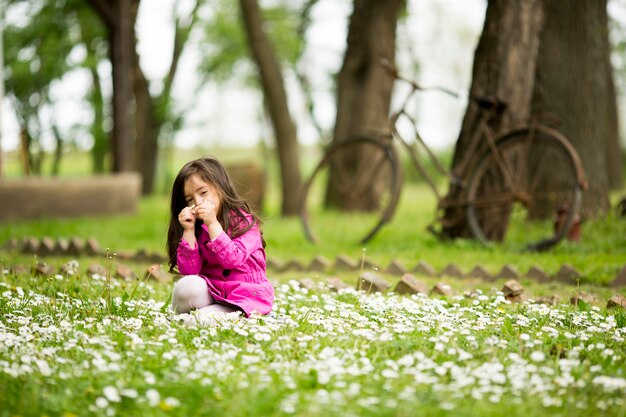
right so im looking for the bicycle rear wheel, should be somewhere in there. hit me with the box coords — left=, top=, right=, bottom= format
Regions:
left=300, top=135, right=402, bottom=245
left=466, top=126, right=584, bottom=251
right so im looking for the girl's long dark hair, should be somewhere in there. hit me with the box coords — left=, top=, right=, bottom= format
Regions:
left=166, top=157, right=264, bottom=272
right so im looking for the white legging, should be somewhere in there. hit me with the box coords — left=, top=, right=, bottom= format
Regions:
left=171, top=275, right=238, bottom=315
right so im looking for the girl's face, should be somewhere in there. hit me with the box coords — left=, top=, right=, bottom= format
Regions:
left=183, top=173, right=221, bottom=212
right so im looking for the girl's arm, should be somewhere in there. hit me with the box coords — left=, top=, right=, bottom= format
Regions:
left=204, top=223, right=262, bottom=270
left=177, top=239, right=202, bottom=275
left=177, top=206, right=202, bottom=274
left=182, top=229, right=197, bottom=248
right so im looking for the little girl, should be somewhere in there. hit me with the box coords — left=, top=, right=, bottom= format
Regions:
left=166, top=157, right=274, bottom=321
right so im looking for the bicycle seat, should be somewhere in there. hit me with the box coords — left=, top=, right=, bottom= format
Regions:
left=472, top=95, right=507, bottom=114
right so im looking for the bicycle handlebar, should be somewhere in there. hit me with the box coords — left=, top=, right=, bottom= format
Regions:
left=379, top=58, right=459, bottom=98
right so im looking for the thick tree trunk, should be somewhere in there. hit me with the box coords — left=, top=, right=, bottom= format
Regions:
left=110, top=0, right=135, bottom=172
left=239, top=0, right=301, bottom=216
left=87, top=0, right=136, bottom=173
left=329, top=0, right=405, bottom=210
left=533, top=0, right=613, bottom=217
left=442, top=0, right=545, bottom=238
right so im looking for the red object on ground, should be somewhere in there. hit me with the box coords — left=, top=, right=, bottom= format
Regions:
left=554, top=206, right=581, bottom=242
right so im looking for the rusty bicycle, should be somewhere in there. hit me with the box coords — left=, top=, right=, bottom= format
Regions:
left=299, top=61, right=587, bottom=251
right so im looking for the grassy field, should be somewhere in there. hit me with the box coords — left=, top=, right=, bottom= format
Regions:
left=1, top=176, right=625, bottom=285
left=1, top=149, right=626, bottom=416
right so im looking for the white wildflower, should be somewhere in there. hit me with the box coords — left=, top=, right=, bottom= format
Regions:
left=592, top=376, right=626, bottom=392
left=164, top=397, right=180, bottom=408
left=103, top=386, right=121, bottom=403
left=121, top=388, right=139, bottom=398
left=146, top=389, right=160, bottom=407
left=144, top=371, right=156, bottom=385
left=95, top=397, right=109, bottom=409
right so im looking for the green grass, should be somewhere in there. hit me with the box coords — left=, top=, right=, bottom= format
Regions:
left=1, top=149, right=626, bottom=416
left=1, top=176, right=625, bottom=284
left=0, top=265, right=625, bottom=417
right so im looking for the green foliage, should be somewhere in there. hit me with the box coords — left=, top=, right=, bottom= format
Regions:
left=198, top=0, right=306, bottom=84
left=4, top=0, right=108, bottom=173
left=198, top=0, right=248, bottom=82
left=576, top=298, right=591, bottom=313
left=4, top=1, right=74, bottom=107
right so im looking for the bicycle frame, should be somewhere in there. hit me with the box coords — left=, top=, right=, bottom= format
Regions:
left=386, top=71, right=531, bottom=212
left=383, top=68, right=461, bottom=204
left=382, top=66, right=541, bottom=233
left=299, top=60, right=587, bottom=248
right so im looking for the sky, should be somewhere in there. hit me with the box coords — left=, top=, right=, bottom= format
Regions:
left=0, top=0, right=497, bottom=153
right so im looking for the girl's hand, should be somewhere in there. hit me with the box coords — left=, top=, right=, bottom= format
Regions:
left=178, top=206, right=196, bottom=231
left=195, top=199, right=218, bottom=227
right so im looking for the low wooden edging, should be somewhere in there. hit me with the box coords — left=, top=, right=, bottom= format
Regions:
left=0, top=173, right=141, bottom=222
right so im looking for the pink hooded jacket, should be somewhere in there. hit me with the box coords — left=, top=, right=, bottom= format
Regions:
left=176, top=215, right=274, bottom=317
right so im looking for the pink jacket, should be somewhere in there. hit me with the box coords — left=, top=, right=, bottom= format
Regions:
left=176, top=216, right=273, bottom=317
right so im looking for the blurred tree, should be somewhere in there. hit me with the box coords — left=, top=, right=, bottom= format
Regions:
left=441, top=0, right=620, bottom=239
left=87, top=0, right=135, bottom=174
left=3, top=0, right=81, bottom=175
left=76, top=5, right=110, bottom=174
left=605, top=2, right=625, bottom=190
left=88, top=0, right=204, bottom=194
left=440, top=0, right=545, bottom=238
left=293, top=0, right=324, bottom=139
left=131, top=0, right=203, bottom=195
left=326, top=0, right=406, bottom=210
left=610, top=2, right=626, bottom=169
left=239, top=0, right=301, bottom=216
left=198, top=0, right=317, bottom=216
left=534, top=0, right=619, bottom=215
left=4, top=0, right=109, bottom=175
left=0, top=1, right=4, bottom=179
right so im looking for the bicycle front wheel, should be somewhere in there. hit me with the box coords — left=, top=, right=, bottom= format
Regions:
left=466, top=126, right=584, bottom=251
left=300, top=135, right=402, bottom=246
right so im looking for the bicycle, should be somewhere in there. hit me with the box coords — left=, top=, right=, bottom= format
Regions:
left=299, top=61, right=587, bottom=251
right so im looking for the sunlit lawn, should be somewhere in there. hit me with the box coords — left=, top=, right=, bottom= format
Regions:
left=1, top=178, right=624, bottom=284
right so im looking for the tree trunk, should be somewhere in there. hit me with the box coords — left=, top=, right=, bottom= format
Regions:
left=442, top=0, right=545, bottom=238
left=329, top=0, right=405, bottom=210
left=87, top=0, right=136, bottom=173
left=133, top=61, right=159, bottom=195
left=131, top=1, right=158, bottom=195
left=19, top=128, right=30, bottom=176
left=134, top=0, right=200, bottom=195
left=51, top=125, right=63, bottom=176
left=533, top=0, right=613, bottom=217
left=239, top=0, right=301, bottom=216
left=88, top=62, right=108, bottom=174
left=110, top=0, right=135, bottom=172
left=79, top=9, right=108, bottom=174
left=601, top=2, right=623, bottom=190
